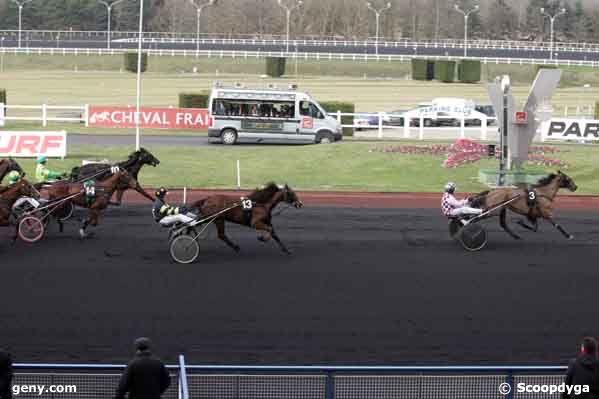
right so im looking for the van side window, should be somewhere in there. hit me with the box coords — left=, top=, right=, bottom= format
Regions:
left=300, top=101, right=324, bottom=119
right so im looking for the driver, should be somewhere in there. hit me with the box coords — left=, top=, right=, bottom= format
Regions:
left=152, top=187, right=197, bottom=226
left=35, top=155, right=67, bottom=183
left=6, top=170, right=21, bottom=186
left=441, top=182, right=482, bottom=218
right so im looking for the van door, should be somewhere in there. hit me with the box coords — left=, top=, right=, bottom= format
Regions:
left=299, top=100, right=325, bottom=140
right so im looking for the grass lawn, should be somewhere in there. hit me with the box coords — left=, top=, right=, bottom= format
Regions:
left=9, top=141, right=599, bottom=194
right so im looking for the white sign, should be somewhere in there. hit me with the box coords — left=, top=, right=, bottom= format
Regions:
left=0, top=103, right=4, bottom=127
left=0, top=131, right=67, bottom=157
left=542, top=118, right=599, bottom=142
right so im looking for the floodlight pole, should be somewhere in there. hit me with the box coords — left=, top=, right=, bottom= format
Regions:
left=11, top=0, right=33, bottom=48
left=277, top=0, right=303, bottom=53
left=367, top=2, right=391, bottom=56
left=98, top=0, right=126, bottom=49
left=190, top=0, right=215, bottom=53
left=499, top=75, right=510, bottom=187
left=135, top=0, right=144, bottom=151
left=541, top=7, right=566, bottom=60
left=454, top=3, right=479, bottom=57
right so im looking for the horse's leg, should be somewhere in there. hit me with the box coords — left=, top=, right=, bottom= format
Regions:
left=79, top=217, right=89, bottom=239
left=547, top=217, right=574, bottom=240
left=79, top=210, right=98, bottom=239
left=253, top=221, right=272, bottom=243
left=270, top=227, right=292, bottom=255
left=215, top=218, right=240, bottom=252
left=499, top=208, right=521, bottom=240
left=516, top=217, right=538, bottom=232
left=109, top=189, right=124, bottom=206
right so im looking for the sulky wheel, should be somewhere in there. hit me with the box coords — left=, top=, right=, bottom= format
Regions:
left=457, top=223, right=488, bottom=252
left=448, top=218, right=463, bottom=238
left=18, top=216, right=45, bottom=243
left=170, top=235, right=200, bottom=264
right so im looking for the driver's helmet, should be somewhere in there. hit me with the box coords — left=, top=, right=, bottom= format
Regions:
left=155, top=187, right=168, bottom=200
left=444, top=182, right=456, bottom=194
left=36, top=155, right=48, bottom=164
left=7, top=170, right=21, bottom=184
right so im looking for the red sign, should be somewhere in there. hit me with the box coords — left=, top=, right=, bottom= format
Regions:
left=515, top=111, right=528, bottom=124
left=301, top=117, right=314, bottom=129
left=88, top=107, right=210, bottom=130
left=0, top=131, right=67, bottom=157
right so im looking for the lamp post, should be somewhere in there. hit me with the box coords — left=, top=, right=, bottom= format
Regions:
left=366, top=2, right=391, bottom=56
left=98, top=0, right=126, bottom=49
left=541, top=7, right=566, bottom=61
left=11, top=0, right=33, bottom=48
left=135, top=0, right=144, bottom=150
left=277, top=0, right=303, bottom=53
left=189, top=0, right=215, bottom=53
left=453, top=3, right=479, bottom=57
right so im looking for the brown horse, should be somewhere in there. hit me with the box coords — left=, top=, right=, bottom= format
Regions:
left=45, top=170, right=138, bottom=238
left=0, top=179, right=38, bottom=240
left=191, top=183, right=303, bottom=254
left=472, top=171, right=578, bottom=240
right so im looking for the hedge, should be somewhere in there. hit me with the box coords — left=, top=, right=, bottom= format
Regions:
left=179, top=92, right=210, bottom=109
left=124, top=52, right=148, bottom=73
left=320, top=101, right=354, bottom=136
left=458, top=60, right=481, bottom=83
left=266, top=57, right=286, bottom=77
left=411, top=59, right=434, bottom=81
left=434, top=60, right=456, bottom=83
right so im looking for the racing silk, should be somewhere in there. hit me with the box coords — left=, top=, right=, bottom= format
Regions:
left=152, top=198, right=183, bottom=222
left=35, top=163, right=62, bottom=183
left=441, top=192, right=467, bottom=216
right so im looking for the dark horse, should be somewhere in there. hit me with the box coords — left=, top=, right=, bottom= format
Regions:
left=191, top=183, right=303, bottom=254
left=45, top=170, right=138, bottom=238
left=0, top=179, right=37, bottom=241
left=0, top=158, right=23, bottom=183
left=69, top=147, right=159, bottom=205
left=471, top=171, right=578, bottom=240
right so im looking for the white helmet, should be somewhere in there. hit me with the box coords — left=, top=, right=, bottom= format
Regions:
left=444, top=182, right=456, bottom=193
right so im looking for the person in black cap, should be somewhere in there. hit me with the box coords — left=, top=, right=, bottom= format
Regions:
left=115, top=338, right=171, bottom=399
left=0, top=349, right=12, bottom=399
left=563, top=337, right=599, bottom=399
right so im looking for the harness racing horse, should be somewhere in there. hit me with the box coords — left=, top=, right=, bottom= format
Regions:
left=0, top=158, right=23, bottom=184
left=471, top=171, right=578, bottom=240
left=191, top=183, right=303, bottom=254
left=69, top=147, right=159, bottom=205
left=46, top=170, right=138, bottom=238
left=0, top=179, right=37, bottom=240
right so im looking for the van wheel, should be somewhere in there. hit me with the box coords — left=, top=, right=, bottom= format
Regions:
left=317, top=132, right=334, bottom=144
left=221, top=129, right=237, bottom=145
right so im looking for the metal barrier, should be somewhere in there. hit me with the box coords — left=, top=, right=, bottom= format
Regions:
left=14, top=359, right=190, bottom=399
left=0, top=103, right=88, bottom=127
left=11, top=363, right=569, bottom=399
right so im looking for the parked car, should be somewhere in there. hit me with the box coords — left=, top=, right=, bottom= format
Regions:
left=354, top=113, right=378, bottom=130
left=382, top=110, right=406, bottom=126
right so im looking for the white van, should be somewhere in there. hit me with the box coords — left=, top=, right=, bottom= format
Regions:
left=207, top=84, right=343, bottom=144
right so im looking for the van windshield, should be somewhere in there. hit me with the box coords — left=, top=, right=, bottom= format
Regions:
left=212, top=99, right=295, bottom=118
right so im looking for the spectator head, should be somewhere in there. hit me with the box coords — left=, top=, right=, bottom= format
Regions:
left=580, top=337, right=598, bottom=357
left=134, top=337, right=152, bottom=352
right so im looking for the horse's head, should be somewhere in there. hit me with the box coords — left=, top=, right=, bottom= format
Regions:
left=558, top=170, right=577, bottom=192
left=280, top=184, right=303, bottom=208
left=14, top=179, right=37, bottom=199
left=138, top=148, right=160, bottom=167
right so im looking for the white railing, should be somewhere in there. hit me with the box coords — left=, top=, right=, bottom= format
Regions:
left=4, top=30, right=599, bottom=53
left=2, top=47, right=599, bottom=67
left=0, top=104, right=88, bottom=127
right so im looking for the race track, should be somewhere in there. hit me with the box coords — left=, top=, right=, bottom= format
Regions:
left=1, top=206, right=598, bottom=365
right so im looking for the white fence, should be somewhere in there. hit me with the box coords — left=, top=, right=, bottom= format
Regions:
left=2, top=47, right=599, bottom=67
left=0, top=103, right=88, bottom=127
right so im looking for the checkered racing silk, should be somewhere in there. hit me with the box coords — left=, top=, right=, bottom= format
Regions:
left=441, top=192, right=463, bottom=217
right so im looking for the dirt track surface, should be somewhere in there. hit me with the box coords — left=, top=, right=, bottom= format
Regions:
left=1, top=206, right=598, bottom=365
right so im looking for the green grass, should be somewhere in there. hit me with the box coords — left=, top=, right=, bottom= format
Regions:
left=9, top=141, right=599, bottom=194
